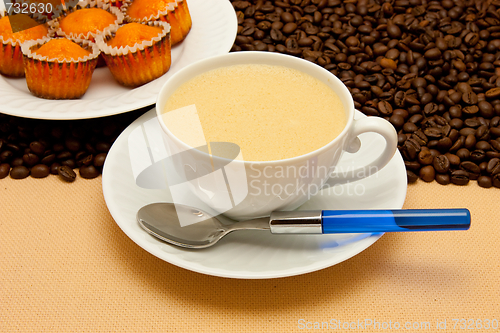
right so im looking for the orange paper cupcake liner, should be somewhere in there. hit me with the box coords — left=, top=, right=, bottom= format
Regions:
left=95, top=21, right=171, bottom=88
left=0, top=11, right=51, bottom=77
left=174, top=0, right=191, bottom=40
left=0, top=39, right=25, bottom=77
left=21, top=37, right=100, bottom=99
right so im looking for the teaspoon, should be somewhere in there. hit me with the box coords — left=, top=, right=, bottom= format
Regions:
left=137, top=203, right=470, bottom=249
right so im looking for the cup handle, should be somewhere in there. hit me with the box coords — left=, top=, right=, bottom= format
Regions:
left=328, top=116, right=398, bottom=183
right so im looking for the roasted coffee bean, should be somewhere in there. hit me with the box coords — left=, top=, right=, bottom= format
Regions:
left=10, top=166, right=29, bottom=179
left=407, top=170, right=418, bottom=183
left=471, top=150, right=486, bottom=163
left=29, top=141, right=46, bottom=156
left=95, top=142, right=111, bottom=153
left=446, top=153, right=461, bottom=166
left=476, top=141, right=491, bottom=151
left=433, top=155, right=450, bottom=173
left=65, top=137, right=81, bottom=152
left=56, top=151, right=73, bottom=161
left=419, top=165, right=435, bottom=182
left=476, top=126, right=489, bottom=141
left=0, top=163, right=10, bottom=179
left=493, top=174, right=500, bottom=188
left=94, top=153, right=107, bottom=168
left=490, top=140, right=500, bottom=152
left=456, top=148, right=470, bottom=160
left=79, top=165, right=99, bottom=179
left=378, top=101, right=393, bottom=115
left=282, top=22, right=297, bottom=34
left=423, top=103, right=438, bottom=115
left=31, top=164, right=50, bottom=179
left=22, top=153, right=39, bottom=167
left=40, top=153, right=56, bottom=165
left=465, top=134, right=477, bottom=150
left=404, top=161, right=420, bottom=172
left=485, top=87, right=500, bottom=99
left=11, top=157, right=23, bottom=167
left=57, top=165, right=77, bottom=182
left=403, top=122, right=418, bottom=133
left=436, top=173, right=451, bottom=185
left=451, top=170, right=470, bottom=186
left=389, top=115, right=405, bottom=129
left=50, top=162, right=61, bottom=175
left=437, top=137, right=453, bottom=151
left=460, top=161, right=481, bottom=180
left=424, top=127, right=443, bottom=139
left=76, top=152, right=93, bottom=167
left=478, top=175, right=493, bottom=188
left=412, top=130, right=428, bottom=146
left=418, top=149, right=433, bottom=165
left=387, top=24, right=402, bottom=39
left=403, top=138, right=420, bottom=160
left=478, top=101, right=494, bottom=118
left=487, top=158, right=500, bottom=175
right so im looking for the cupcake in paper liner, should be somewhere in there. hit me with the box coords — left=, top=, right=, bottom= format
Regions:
left=96, top=21, right=171, bottom=88
left=21, top=37, right=100, bottom=99
left=0, top=12, right=50, bottom=77
left=52, top=0, right=124, bottom=41
left=122, top=0, right=191, bottom=45
left=52, top=0, right=123, bottom=66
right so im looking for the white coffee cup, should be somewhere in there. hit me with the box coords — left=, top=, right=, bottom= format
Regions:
left=156, top=52, right=397, bottom=221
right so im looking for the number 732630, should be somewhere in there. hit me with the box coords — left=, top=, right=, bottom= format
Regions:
left=452, top=319, right=499, bottom=330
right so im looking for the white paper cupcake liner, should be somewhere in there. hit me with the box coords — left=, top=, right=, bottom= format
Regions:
left=51, top=0, right=124, bottom=40
left=121, top=0, right=178, bottom=22
left=95, top=20, right=170, bottom=56
left=21, top=36, right=100, bottom=63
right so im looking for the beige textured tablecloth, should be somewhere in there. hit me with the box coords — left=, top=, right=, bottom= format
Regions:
left=1, top=176, right=499, bottom=332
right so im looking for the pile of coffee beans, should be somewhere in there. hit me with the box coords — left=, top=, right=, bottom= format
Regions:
left=230, top=0, right=500, bottom=188
left=0, top=108, right=148, bottom=181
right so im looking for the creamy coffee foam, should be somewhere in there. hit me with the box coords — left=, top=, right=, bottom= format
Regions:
left=163, top=64, right=347, bottom=161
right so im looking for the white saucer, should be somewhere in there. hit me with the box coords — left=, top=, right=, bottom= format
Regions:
left=102, top=109, right=407, bottom=279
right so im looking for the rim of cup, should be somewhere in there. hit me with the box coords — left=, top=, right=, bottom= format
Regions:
left=156, top=51, right=356, bottom=165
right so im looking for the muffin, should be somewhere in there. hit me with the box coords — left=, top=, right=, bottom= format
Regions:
left=96, top=21, right=171, bottom=87
left=22, top=37, right=99, bottom=99
left=0, top=13, right=50, bottom=77
left=53, top=0, right=123, bottom=66
left=54, top=0, right=123, bottom=41
left=122, top=0, right=191, bottom=45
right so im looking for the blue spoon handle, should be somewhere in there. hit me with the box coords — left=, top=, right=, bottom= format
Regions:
left=321, top=209, right=470, bottom=233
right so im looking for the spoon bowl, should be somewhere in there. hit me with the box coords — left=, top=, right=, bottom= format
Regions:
left=137, top=203, right=269, bottom=249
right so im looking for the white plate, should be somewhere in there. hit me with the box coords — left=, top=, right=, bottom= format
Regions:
left=0, top=0, right=237, bottom=120
left=102, top=109, right=407, bottom=279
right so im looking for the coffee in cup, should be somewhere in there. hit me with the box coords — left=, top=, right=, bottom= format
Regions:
left=162, top=63, right=347, bottom=161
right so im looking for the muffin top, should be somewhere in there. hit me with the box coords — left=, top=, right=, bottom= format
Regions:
left=59, top=8, right=117, bottom=36
left=126, top=0, right=174, bottom=20
left=107, top=23, right=163, bottom=48
left=34, top=38, right=91, bottom=61
left=0, top=15, right=49, bottom=43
